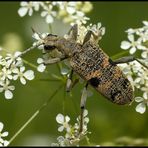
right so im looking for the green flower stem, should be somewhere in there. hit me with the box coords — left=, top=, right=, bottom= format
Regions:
left=8, top=84, right=63, bottom=146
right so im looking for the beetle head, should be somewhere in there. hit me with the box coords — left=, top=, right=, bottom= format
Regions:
left=43, top=34, right=58, bottom=51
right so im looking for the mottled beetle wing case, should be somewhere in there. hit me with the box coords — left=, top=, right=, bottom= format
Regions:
left=70, top=41, right=134, bottom=105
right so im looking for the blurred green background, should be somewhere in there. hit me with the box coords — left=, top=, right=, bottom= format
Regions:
left=0, top=1, right=148, bottom=146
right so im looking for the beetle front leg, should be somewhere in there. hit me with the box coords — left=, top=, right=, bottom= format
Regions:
left=67, top=24, right=78, bottom=41
left=44, top=56, right=67, bottom=65
left=114, top=55, right=148, bottom=69
left=79, top=83, right=88, bottom=133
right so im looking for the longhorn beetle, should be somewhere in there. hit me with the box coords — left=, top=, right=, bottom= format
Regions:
left=40, top=24, right=145, bottom=132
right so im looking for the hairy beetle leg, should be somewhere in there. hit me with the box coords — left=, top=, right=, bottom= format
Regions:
left=43, top=57, right=67, bottom=65
left=66, top=70, right=79, bottom=92
left=114, top=56, right=148, bottom=69
left=79, top=83, right=88, bottom=133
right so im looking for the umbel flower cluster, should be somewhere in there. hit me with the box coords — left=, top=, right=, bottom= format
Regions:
left=119, top=21, right=148, bottom=114
left=51, top=110, right=90, bottom=146
left=18, top=1, right=92, bottom=24
left=0, top=51, right=34, bottom=99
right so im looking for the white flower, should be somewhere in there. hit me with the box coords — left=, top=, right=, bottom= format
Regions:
left=56, top=114, right=70, bottom=132
left=141, top=48, right=148, bottom=58
left=37, top=58, right=46, bottom=72
left=13, top=67, right=35, bottom=85
left=0, top=80, right=15, bottom=99
left=66, top=2, right=77, bottom=14
left=135, top=93, right=148, bottom=114
left=121, top=34, right=146, bottom=54
left=41, top=5, right=56, bottom=24
left=0, top=122, right=9, bottom=146
left=72, top=11, right=90, bottom=25
left=87, top=22, right=105, bottom=42
left=18, top=1, right=40, bottom=17
left=0, top=67, right=13, bottom=81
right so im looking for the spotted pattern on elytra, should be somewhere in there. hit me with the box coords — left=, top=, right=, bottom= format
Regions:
left=70, top=41, right=134, bottom=105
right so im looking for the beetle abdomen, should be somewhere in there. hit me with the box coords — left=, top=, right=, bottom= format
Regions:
left=70, top=41, right=134, bottom=105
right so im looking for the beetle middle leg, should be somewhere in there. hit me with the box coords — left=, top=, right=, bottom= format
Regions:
left=66, top=69, right=79, bottom=92
left=79, top=83, right=88, bottom=133
left=114, top=55, right=148, bottom=69
left=43, top=56, right=67, bottom=65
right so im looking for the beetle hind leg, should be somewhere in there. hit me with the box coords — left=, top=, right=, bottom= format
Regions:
left=114, top=55, right=148, bottom=69
left=79, top=83, right=88, bottom=133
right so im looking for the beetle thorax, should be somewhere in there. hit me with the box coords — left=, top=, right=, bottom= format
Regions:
left=56, top=38, right=81, bottom=57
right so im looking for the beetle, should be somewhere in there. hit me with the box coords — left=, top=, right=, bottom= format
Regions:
left=41, top=24, right=138, bottom=132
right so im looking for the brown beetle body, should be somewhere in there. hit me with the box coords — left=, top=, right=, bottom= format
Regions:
left=70, top=40, right=134, bottom=105
left=43, top=27, right=134, bottom=105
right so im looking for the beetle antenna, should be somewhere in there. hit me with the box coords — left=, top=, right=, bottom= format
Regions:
left=31, top=27, right=43, bottom=40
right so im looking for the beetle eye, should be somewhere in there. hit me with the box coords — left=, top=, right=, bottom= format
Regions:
left=44, top=45, right=56, bottom=50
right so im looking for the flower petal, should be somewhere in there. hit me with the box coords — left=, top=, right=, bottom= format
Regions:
left=65, top=116, right=70, bottom=122
left=128, top=34, right=134, bottom=41
left=0, top=122, right=4, bottom=132
left=135, top=102, right=146, bottom=114
left=37, top=64, right=46, bottom=72
left=129, top=47, right=136, bottom=54
left=5, top=90, right=13, bottom=99
left=135, top=97, right=143, bottom=102
left=120, top=41, right=131, bottom=49
left=58, top=126, right=64, bottom=132
left=18, top=7, right=28, bottom=17
left=24, top=70, right=34, bottom=80
left=3, top=140, right=9, bottom=146
left=1, top=131, right=8, bottom=137
left=37, top=58, right=44, bottom=64
left=56, top=114, right=64, bottom=124
left=20, top=77, right=26, bottom=85
left=46, top=15, right=54, bottom=24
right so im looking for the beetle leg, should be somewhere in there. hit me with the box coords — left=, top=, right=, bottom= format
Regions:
left=67, top=24, right=78, bottom=41
left=79, top=83, right=88, bottom=133
left=66, top=70, right=73, bottom=92
left=66, top=69, right=79, bottom=92
left=114, top=56, right=148, bottom=69
left=44, top=56, right=67, bottom=65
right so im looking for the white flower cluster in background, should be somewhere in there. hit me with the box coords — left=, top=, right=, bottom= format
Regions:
left=51, top=110, right=90, bottom=146
left=119, top=21, right=148, bottom=114
left=0, top=122, right=9, bottom=146
left=18, top=1, right=93, bottom=25
left=0, top=50, right=35, bottom=99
